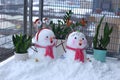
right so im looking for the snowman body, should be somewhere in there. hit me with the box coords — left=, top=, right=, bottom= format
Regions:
left=34, top=29, right=57, bottom=60
left=65, top=31, right=87, bottom=62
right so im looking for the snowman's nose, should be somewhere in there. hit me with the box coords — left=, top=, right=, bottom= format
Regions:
left=80, top=39, right=82, bottom=42
left=50, top=37, right=53, bottom=40
left=50, top=37, right=53, bottom=43
left=79, top=40, right=83, bottom=46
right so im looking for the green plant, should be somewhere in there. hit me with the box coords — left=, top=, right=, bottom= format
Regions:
left=12, top=34, right=32, bottom=53
left=63, top=10, right=86, bottom=30
left=93, top=15, right=113, bottom=50
left=50, top=20, right=71, bottom=39
left=63, top=10, right=73, bottom=23
left=49, top=10, right=87, bottom=39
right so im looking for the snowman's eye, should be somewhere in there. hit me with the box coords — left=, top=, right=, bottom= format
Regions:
left=38, top=22, right=40, bottom=24
left=74, top=37, right=77, bottom=39
left=82, top=38, right=84, bottom=40
left=46, top=36, right=48, bottom=38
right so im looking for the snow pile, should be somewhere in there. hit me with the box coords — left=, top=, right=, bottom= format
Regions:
left=0, top=54, right=120, bottom=80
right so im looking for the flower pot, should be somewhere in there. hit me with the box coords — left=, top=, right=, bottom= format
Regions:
left=14, top=52, right=29, bottom=61
left=93, top=49, right=107, bottom=62
left=56, top=39, right=66, bottom=57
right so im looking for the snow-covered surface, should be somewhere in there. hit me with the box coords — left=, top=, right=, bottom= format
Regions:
left=72, top=8, right=92, bottom=15
left=0, top=21, right=15, bottom=29
left=0, top=35, right=13, bottom=48
left=0, top=14, right=23, bottom=20
left=0, top=7, right=120, bottom=80
left=91, top=11, right=120, bottom=18
left=0, top=52, right=120, bottom=80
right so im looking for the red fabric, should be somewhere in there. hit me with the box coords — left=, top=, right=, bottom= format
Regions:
left=36, top=29, right=41, bottom=41
left=34, top=19, right=40, bottom=24
left=35, top=43, right=55, bottom=59
left=66, top=46, right=84, bottom=62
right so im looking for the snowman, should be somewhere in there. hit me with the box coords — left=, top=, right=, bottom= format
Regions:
left=64, top=31, right=87, bottom=63
left=34, top=28, right=57, bottom=61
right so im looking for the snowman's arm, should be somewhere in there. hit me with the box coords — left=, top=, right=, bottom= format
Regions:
left=83, top=50, right=87, bottom=61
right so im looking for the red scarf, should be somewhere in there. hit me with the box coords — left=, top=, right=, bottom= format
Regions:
left=66, top=46, right=84, bottom=62
left=35, top=43, right=55, bottom=59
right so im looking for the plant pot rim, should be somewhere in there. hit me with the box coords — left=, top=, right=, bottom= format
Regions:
left=57, top=39, right=65, bottom=40
left=94, top=48, right=107, bottom=51
left=14, top=52, right=28, bottom=54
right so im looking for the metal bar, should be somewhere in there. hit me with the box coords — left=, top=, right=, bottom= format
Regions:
left=29, top=0, right=33, bottom=36
left=23, top=0, right=28, bottom=35
left=39, top=0, right=43, bottom=21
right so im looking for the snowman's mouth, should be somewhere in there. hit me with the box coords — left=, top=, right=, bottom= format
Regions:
left=50, top=40, right=53, bottom=43
left=79, top=43, right=82, bottom=46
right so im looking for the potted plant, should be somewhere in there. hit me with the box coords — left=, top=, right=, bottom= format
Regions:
left=12, top=34, right=32, bottom=61
left=50, top=20, right=71, bottom=40
left=93, top=15, right=113, bottom=62
left=49, top=10, right=87, bottom=56
left=49, top=20, right=70, bottom=55
left=50, top=10, right=87, bottom=40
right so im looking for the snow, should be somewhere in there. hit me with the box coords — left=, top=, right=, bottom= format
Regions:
left=91, top=11, right=120, bottom=18
left=0, top=35, right=13, bottom=48
left=0, top=4, right=120, bottom=80
left=72, top=8, right=92, bottom=15
left=0, top=50, right=120, bottom=80
left=0, top=31, right=120, bottom=80
left=0, top=14, right=23, bottom=20
left=0, top=21, right=15, bottom=29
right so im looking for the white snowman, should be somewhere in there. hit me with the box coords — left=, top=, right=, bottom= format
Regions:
left=65, top=31, right=87, bottom=63
left=34, top=28, right=57, bottom=60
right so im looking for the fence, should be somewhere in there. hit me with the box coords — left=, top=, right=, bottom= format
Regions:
left=0, top=0, right=120, bottom=61
left=0, top=0, right=24, bottom=61
left=41, top=0, right=120, bottom=57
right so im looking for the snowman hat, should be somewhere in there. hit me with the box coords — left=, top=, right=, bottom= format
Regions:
left=34, top=19, right=42, bottom=24
left=35, top=28, right=50, bottom=41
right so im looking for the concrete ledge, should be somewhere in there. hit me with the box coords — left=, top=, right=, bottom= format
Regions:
left=0, top=56, right=14, bottom=67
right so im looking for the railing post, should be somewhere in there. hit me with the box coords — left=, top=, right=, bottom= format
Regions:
left=29, top=0, right=33, bottom=36
left=23, top=0, right=28, bottom=35
left=39, top=0, right=43, bottom=21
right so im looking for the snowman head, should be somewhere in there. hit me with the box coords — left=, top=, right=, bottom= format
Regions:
left=67, top=31, right=87, bottom=49
left=35, top=28, right=56, bottom=46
